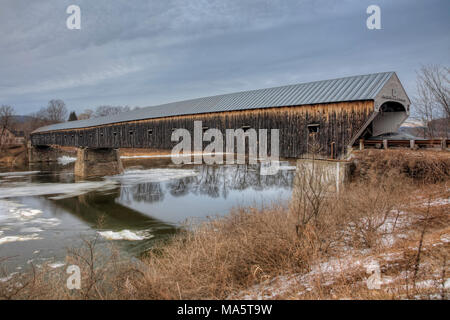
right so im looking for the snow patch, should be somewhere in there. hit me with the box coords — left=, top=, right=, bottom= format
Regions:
left=0, top=171, right=40, bottom=177
left=107, top=168, right=198, bottom=185
left=98, top=229, right=154, bottom=241
left=49, top=262, right=66, bottom=269
left=426, top=198, right=450, bottom=207
left=57, top=156, right=77, bottom=165
left=440, top=234, right=450, bottom=243
left=0, top=272, right=18, bottom=282
left=32, top=217, right=61, bottom=227
left=9, top=208, right=43, bottom=221
left=19, top=227, right=44, bottom=233
left=0, top=233, right=42, bottom=245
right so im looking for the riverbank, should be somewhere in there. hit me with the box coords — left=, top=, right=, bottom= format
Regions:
left=0, top=144, right=27, bottom=168
left=0, top=149, right=448, bottom=299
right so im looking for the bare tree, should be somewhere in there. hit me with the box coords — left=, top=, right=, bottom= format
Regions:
left=413, top=65, right=449, bottom=138
left=0, top=105, right=15, bottom=148
left=46, top=99, right=68, bottom=123
left=34, top=99, right=68, bottom=125
left=92, top=105, right=141, bottom=118
left=94, top=105, right=131, bottom=118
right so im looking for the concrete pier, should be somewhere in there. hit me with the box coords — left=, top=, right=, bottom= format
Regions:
left=293, top=159, right=351, bottom=194
left=74, top=148, right=123, bottom=178
left=28, top=143, right=59, bottom=163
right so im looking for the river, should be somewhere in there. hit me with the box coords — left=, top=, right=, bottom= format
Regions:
left=0, top=156, right=296, bottom=273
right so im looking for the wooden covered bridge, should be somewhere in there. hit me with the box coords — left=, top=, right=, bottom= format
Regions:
left=30, top=71, right=411, bottom=177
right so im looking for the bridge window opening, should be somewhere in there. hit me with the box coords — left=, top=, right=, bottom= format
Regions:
left=113, top=132, right=117, bottom=136
left=242, top=125, right=251, bottom=132
left=147, top=129, right=153, bottom=135
left=202, top=126, right=209, bottom=133
left=308, top=124, right=320, bottom=134
left=100, top=132, right=104, bottom=137
left=129, top=131, right=133, bottom=135
left=379, top=101, right=406, bottom=113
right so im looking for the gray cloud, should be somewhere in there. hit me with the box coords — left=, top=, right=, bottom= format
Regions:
left=1, top=0, right=449, bottom=115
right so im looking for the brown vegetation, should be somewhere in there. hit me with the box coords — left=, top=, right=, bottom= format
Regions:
left=413, top=64, right=449, bottom=139
left=0, top=145, right=27, bottom=167
left=351, top=149, right=450, bottom=183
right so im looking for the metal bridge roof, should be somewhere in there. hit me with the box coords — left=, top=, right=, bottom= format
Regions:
left=33, top=71, right=394, bottom=133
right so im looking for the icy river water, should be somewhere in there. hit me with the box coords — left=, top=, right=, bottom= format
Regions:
left=0, top=157, right=296, bottom=272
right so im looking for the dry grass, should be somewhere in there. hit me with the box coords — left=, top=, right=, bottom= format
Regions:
left=0, top=150, right=448, bottom=300
left=351, top=149, right=450, bottom=183
left=0, top=144, right=27, bottom=166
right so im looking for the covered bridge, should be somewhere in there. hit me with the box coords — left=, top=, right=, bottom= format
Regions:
left=31, top=71, right=410, bottom=160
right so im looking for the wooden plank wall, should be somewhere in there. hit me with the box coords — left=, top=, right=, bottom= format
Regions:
left=31, top=101, right=374, bottom=159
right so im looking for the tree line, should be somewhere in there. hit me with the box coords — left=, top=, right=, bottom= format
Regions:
left=0, top=101, right=140, bottom=140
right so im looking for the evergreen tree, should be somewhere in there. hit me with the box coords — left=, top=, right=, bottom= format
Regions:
left=68, top=111, right=78, bottom=121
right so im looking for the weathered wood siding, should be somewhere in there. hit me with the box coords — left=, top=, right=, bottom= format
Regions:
left=31, top=101, right=374, bottom=159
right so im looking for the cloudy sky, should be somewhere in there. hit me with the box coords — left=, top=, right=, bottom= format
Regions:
left=1, top=0, right=449, bottom=116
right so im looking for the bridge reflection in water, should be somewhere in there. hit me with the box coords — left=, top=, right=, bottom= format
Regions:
left=45, top=158, right=297, bottom=255
left=47, top=158, right=344, bottom=231
left=0, top=157, right=349, bottom=270
left=116, top=158, right=296, bottom=225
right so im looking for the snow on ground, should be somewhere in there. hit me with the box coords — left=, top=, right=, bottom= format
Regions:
left=440, top=234, right=450, bottom=243
left=0, top=272, right=19, bottom=282
left=426, top=198, right=450, bottom=207
left=236, top=194, right=450, bottom=299
left=239, top=243, right=449, bottom=300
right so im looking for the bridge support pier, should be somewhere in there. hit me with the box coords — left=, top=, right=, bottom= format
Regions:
left=74, top=148, right=123, bottom=178
left=28, top=142, right=59, bottom=163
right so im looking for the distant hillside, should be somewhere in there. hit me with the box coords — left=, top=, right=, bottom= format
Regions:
left=11, top=115, right=34, bottom=123
left=400, top=117, right=449, bottom=138
left=400, top=118, right=425, bottom=128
